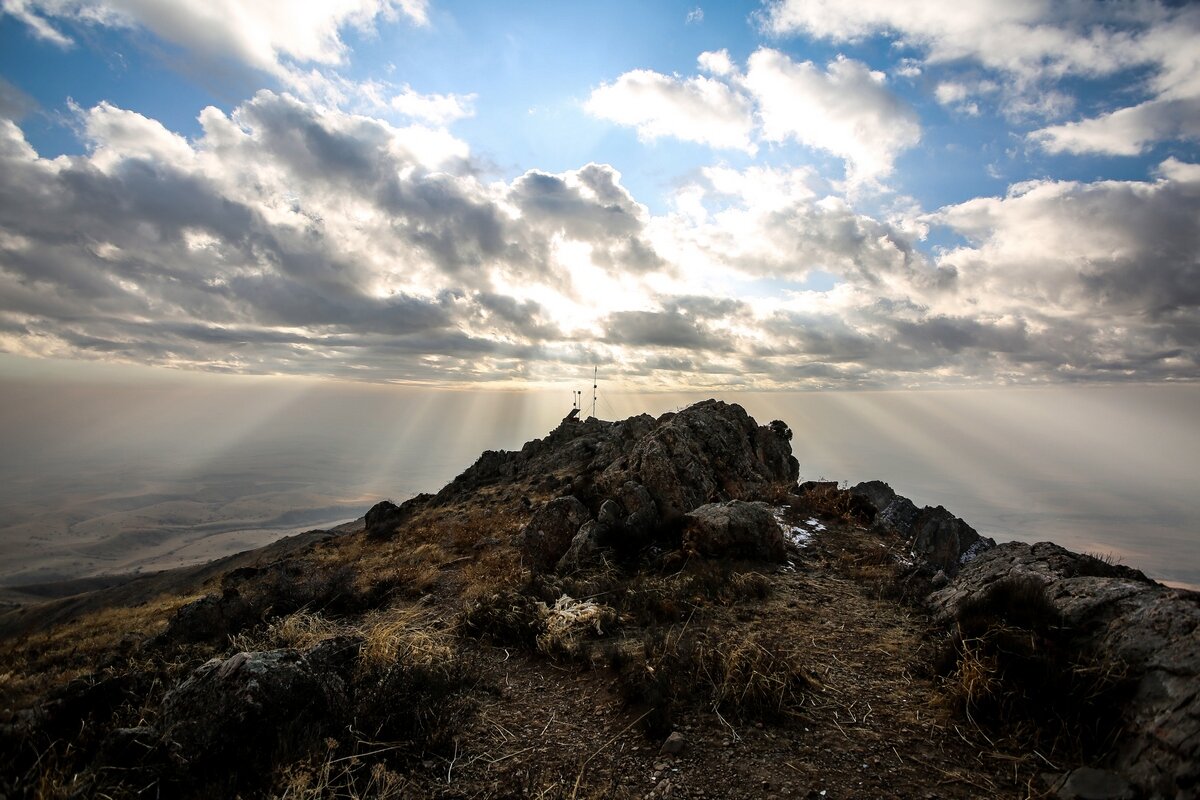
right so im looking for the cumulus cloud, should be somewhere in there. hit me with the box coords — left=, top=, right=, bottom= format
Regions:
left=587, top=48, right=919, bottom=181
left=584, top=68, right=756, bottom=152
left=743, top=50, right=920, bottom=180
left=0, top=94, right=674, bottom=382
left=2, top=0, right=428, bottom=75
left=762, top=0, right=1200, bottom=156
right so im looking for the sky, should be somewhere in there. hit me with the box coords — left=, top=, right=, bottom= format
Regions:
left=0, top=0, right=1198, bottom=389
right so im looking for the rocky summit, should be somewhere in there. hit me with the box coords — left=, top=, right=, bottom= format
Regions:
left=0, top=400, right=1196, bottom=800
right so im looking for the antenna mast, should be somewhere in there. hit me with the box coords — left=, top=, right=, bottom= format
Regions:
left=591, top=366, right=597, bottom=419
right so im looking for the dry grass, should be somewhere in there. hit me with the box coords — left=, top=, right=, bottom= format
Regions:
left=272, top=742, right=414, bottom=799
left=0, top=591, right=203, bottom=707
left=609, top=626, right=811, bottom=736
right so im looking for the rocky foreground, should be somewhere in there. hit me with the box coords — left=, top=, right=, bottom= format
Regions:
left=0, top=400, right=1196, bottom=799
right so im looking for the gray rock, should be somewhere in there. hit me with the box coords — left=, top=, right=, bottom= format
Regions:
left=877, top=495, right=920, bottom=537
left=158, top=588, right=254, bottom=645
left=849, top=480, right=897, bottom=516
left=1052, top=767, right=1135, bottom=800
left=682, top=501, right=786, bottom=562
left=659, top=730, right=687, bottom=755
left=620, top=480, right=659, bottom=539
left=556, top=520, right=606, bottom=573
left=364, top=499, right=404, bottom=539
left=160, top=636, right=360, bottom=772
left=519, top=496, right=591, bottom=572
left=931, top=542, right=1196, bottom=798
left=910, top=505, right=994, bottom=576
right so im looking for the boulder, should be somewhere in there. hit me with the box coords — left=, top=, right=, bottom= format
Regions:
left=519, top=496, right=592, bottom=571
left=364, top=500, right=404, bottom=539
left=848, top=480, right=897, bottom=516
left=556, top=520, right=606, bottom=573
left=682, top=501, right=786, bottom=562
left=1049, top=767, right=1136, bottom=800
left=160, top=636, right=361, bottom=773
left=931, top=542, right=1197, bottom=798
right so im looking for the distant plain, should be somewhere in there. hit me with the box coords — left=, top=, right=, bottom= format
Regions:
left=1, top=374, right=1196, bottom=589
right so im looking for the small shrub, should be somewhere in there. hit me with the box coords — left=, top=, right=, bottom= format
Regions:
left=460, top=590, right=544, bottom=648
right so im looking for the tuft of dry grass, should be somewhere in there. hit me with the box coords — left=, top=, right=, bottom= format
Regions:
left=270, top=739, right=414, bottom=799
left=609, top=626, right=811, bottom=736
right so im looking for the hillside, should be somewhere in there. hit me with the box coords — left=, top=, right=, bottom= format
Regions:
left=1, top=400, right=1196, bottom=799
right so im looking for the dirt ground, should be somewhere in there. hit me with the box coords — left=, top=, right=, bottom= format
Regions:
left=390, top=512, right=1045, bottom=800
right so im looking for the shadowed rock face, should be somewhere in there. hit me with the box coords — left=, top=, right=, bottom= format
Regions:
left=849, top=480, right=993, bottom=576
left=929, top=542, right=1197, bottom=799
left=515, top=400, right=800, bottom=572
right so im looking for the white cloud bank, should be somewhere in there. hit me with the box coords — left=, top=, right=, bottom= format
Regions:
left=0, top=93, right=1196, bottom=387
left=586, top=48, right=920, bottom=182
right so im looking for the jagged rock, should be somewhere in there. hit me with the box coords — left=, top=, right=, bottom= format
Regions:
left=556, top=520, right=606, bottom=573
left=519, top=496, right=591, bottom=571
left=157, top=587, right=254, bottom=645
left=930, top=542, right=1196, bottom=798
left=850, top=481, right=992, bottom=575
left=911, top=506, right=994, bottom=576
left=619, top=480, right=659, bottom=538
left=878, top=495, right=920, bottom=538
left=682, top=501, right=786, bottom=562
left=849, top=480, right=896, bottom=515
left=596, top=400, right=799, bottom=520
left=160, top=636, right=361, bottom=772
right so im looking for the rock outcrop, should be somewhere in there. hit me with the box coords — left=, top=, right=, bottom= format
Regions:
left=929, top=542, right=1198, bottom=799
left=514, top=401, right=800, bottom=572
left=850, top=480, right=993, bottom=575
left=594, top=400, right=799, bottom=520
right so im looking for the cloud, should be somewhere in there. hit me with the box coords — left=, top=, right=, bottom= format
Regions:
left=743, top=50, right=920, bottom=180
left=389, top=84, right=477, bottom=125
left=1030, top=97, right=1200, bottom=156
left=2, top=0, right=428, bottom=76
left=760, top=0, right=1153, bottom=81
left=587, top=49, right=919, bottom=181
left=762, top=0, right=1200, bottom=154
left=0, top=93, right=1196, bottom=387
left=685, top=7, right=703, bottom=25
left=585, top=68, right=756, bottom=152
left=932, top=168, right=1200, bottom=316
